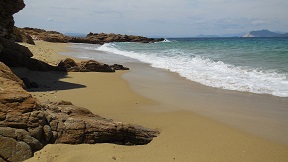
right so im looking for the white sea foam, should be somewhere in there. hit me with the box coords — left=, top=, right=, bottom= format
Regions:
left=97, top=43, right=288, bottom=97
left=162, top=39, right=171, bottom=42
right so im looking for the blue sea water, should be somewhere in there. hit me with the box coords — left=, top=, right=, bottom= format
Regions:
left=70, top=38, right=288, bottom=97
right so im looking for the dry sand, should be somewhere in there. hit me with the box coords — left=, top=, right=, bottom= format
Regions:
left=15, top=41, right=288, bottom=162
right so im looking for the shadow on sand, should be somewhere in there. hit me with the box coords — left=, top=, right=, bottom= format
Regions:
left=11, top=67, right=86, bottom=92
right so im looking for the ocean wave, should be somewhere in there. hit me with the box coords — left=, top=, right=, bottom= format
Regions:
left=97, top=43, right=288, bottom=97
left=161, top=39, right=171, bottom=42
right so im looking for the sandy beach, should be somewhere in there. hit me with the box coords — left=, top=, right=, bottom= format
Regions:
left=13, top=41, right=288, bottom=162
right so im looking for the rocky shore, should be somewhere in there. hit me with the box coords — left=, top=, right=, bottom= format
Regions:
left=16, top=27, right=164, bottom=45
left=0, top=1, right=159, bottom=161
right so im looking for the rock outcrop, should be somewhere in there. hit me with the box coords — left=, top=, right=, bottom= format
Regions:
left=0, top=37, right=55, bottom=71
left=0, top=1, right=158, bottom=162
left=57, top=58, right=129, bottom=72
left=110, top=64, right=130, bottom=70
left=39, top=101, right=159, bottom=145
left=14, top=27, right=35, bottom=45
left=0, top=0, right=55, bottom=71
left=18, top=27, right=70, bottom=43
left=80, top=32, right=164, bottom=44
left=0, top=62, right=159, bottom=162
left=0, top=0, right=25, bottom=40
left=18, top=28, right=165, bottom=44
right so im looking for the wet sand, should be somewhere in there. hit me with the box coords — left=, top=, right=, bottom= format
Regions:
left=17, top=41, right=288, bottom=162
left=124, top=63, right=288, bottom=144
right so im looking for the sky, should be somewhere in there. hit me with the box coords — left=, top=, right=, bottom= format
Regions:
left=14, top=0, right=288, bottom=37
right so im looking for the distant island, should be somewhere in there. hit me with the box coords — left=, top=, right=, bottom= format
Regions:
left=242, top=29, right=288, bottom=37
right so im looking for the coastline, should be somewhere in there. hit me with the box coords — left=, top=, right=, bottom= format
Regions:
left=19, top=41, right=288, bottom=161
left=123, top=63, right=288, bottom=144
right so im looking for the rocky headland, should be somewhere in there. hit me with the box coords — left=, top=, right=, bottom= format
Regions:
left=16, top=27, right=164, bottom=45
left=0, top=1, right=159, bottom=162
left=242, top=29, right=288, bottom=37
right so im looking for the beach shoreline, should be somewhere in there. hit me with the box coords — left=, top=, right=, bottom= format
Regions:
left=123, top=62, right=288, bottom=144
left=18, top=41, right=288, bottom=162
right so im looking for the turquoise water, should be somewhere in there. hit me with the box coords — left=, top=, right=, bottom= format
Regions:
left=72, top=38, right=288, bottom=97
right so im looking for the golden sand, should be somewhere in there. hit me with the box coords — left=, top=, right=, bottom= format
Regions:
left=16, top=41, right=288, bottom=162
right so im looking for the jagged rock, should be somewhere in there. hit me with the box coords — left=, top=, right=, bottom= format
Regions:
left=0, top=0, right=56, bottom=71
left=69, top=37, right=103, bottom=44
left=0, top=36, right=55, bottom=71
left=57, top=58, right=130, bottom=72
left=57, top=58, right=77, bottom=71
left=58, top=58, right=115, bottom=72
left=14, top=27, right=35, bottom=45
left=85, top=32, right=163, bottom=44
left=0, top=134, right=33, bottom=162
left=0, top=62, right=25, bottom=88
left=0, top=0, right=25, bottom=40
left=18, top=28, right=164, bottom=44
left=40, top=101, right=159, bottom=145
left=18, top=27, right=70, bottom=43
left=0, top=62, right=159, bottom=161
left=77, top=60, right=114, bottom=72
left=110, top=64, right=129, bottom=70
left=0, top=1, right=158, bottom=161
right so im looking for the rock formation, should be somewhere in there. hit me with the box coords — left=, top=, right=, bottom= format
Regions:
left=0, top=1, right=159, bottom=162
left=13, top=27, right=35, bottom=45
left=0, top=0, right=25, bottom=40
left=57, top=58, right=114, bottom=72
left=57, top=58, right=129, bottom=72
left=17, top=28, right=165, bottom=44
left=0, top=62, right=159, bottom=162
left=82, top=32, right=164, bottom=44
left=1, top=2, right=130, bottom=72
left=0, top=0, right=55, bottom=71
left=18, top=27, right=70, bottom=43
left=110, top=64, right=130, bottom=70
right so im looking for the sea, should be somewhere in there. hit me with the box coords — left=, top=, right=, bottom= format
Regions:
left=67, top=37, right=288, bottom=98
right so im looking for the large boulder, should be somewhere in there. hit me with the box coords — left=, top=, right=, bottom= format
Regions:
left=57, top=58, right=130, bottom=72
left=58, top=58, right=115, bottom=72
left=0, top=62, right=159, bottom=162
left=0, top=38, right=56, bottom=71
left=77, top=60, right=115, bottom=72
left=40, top=101, right=159, bottom=145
